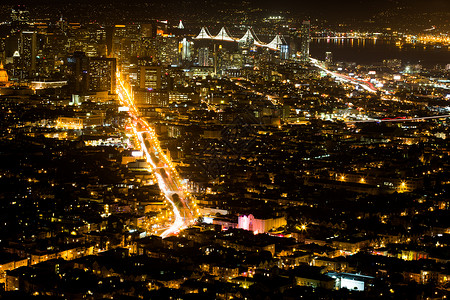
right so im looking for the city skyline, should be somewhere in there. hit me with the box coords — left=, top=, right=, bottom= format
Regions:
left=0, top=1, right=449, bottom=299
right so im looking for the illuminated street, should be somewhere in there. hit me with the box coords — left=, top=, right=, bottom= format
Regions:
left=1, top=2, right=450, bottom=298
left=309, top=57, right=378, bottom=93
left=116, top=73, right=196, bottom=238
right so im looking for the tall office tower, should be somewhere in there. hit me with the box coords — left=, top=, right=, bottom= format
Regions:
left=141, top=23, right=157, bottom=38
left=156, top=35, right=179, bottom=65
left=67, top=51, right=89, bottom=94
left=12, top=50, right=21, bottom=78
left=280, top=44, right=289, bottom=60
left=325, top=52, right=333, bottom=64
left=95, top=27, right=107, bottom=44
left=180, top=38, right=192, bottom=62
left=139, top=66, right=161, bottom=90
left=111, top=25, right=128, bottom=58
left=198, top=47, right=209, bottom=66
left=19, top=31, right=37, bottom=77
left=88, top=57, right=117, bottom=94
left=140, top=38, right=157, bottom=59
left=288, top=29, right=300, bottom=59
left=300, top=20, right=310, bottom=63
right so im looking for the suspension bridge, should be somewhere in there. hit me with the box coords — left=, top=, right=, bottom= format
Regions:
left=194, top=26, right=288, bottom=51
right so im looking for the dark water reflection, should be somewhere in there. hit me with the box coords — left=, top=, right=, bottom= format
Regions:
left=309, top=38, right=450, bottom=67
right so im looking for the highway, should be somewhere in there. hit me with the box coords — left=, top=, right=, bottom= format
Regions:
left=309, top=57, right=378, bottom=93
left=345, top=114, right=450, bottom=124
left=116, top=73, right=196, bottom=238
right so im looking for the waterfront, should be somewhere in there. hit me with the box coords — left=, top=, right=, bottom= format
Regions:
left=310, top=38, right=450, bottom=66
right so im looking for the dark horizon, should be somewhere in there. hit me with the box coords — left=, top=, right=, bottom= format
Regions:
left=4, top=0, right=450, bottom=19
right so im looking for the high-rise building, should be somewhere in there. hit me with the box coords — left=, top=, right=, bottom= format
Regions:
left=12, top=50, right=21, bottom=78
left=67, top=51, right=89, bottom=94
left=177, top=20, right=185, bottom=30
left=280, top=44, right=289, bottom=60
left=19, top=31, right=37, bottom=76
left=288, top=29, right=300, bottom=59
left=180, top=38, right=192, bottom=62
left=141, top=23, right=157, bottom=39
left=156, top=36, right=179, bottom=65
left=88, top=57, right=116, bottom=93
left=198, top=47, right=209, bottom=66
left=112, top=25, right=132, bottom=59
left=300, top=20, right=310, bottom=63
left=140, top=38, right=157, bottom=59
left=139, top=66, right=161, bottom=90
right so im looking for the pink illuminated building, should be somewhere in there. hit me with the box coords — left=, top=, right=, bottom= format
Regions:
left=238, top=214, right=286, bottom=234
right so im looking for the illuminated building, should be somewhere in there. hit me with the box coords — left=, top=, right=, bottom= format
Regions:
left=0, top=62, right=10, bottom=87
left=280, top=44, right=289, bottom=60
left=288, top=29, right=300, bottom=59
left=56, top=114, right=104, bottom=129
left=134, top=88, right=168, bottom=107
left=198, top=47, right=210, bottom=66
left=156, top=35, right=179, bottom=65
left=19, top=31, right=37, bottom=77
left=327, top=273, right=374, bottom=291
left=180, top=38, right=192, bottom=62
left=300, top=20, right=310, bottom=63
left=88, top=57, right=117, bottom=94
left=238, top=214, right=286, bottom=234
left=30, top=81, right=67, bottom=90
left=112, top=25, right=140, bottom=58
left=169, top=91, right=198, bottom=103
left=56, top=117, right=84, bottom=130
left=294, top=273, right=335, bottom=290
left=139, top=66, right=161, bottom=90
left=141, top=23, right=157, bottom=39
left=177, top=20, right=184, bottom=30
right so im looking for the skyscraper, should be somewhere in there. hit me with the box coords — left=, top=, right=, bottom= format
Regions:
left=280, top=44, right=289, bottom=60
left=67, top=51, right=89, bottom=94
left=141, top=23, right=157, bottom=39
left=288, top=29, right=300, bottom=59
left=88, top=57, right=117, bottom=94
left=156, top=35, right=179, bottom=65
left=300, top=20, right=310, bottom=63
left=198, top=47, right=209, bottom=66
left=180, top=38, right=192, bottom=62
left=177, top=20, right=184, bottom=30
left=19, top=31, right=37, bottom=77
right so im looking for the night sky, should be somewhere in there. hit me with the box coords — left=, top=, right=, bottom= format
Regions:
left=5, top=0, right=450, bottom=16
